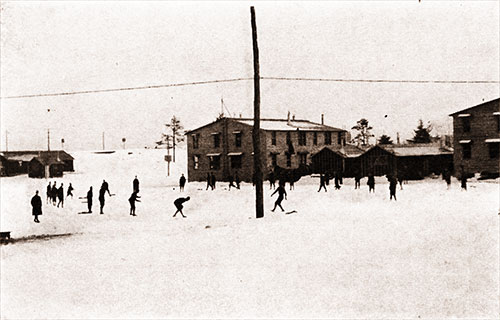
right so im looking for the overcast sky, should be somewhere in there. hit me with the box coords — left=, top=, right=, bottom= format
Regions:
left=1, top=1, right=498, bottom=151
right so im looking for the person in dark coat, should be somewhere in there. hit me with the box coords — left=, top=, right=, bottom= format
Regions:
left=66, top=183, right=74, bottom=198
left=51, top=182, right=58, bottom=205
left=461, top=175, right=467, bottom=191
left=334, top=172, right=341, bottom=190
left=57, top=183, right=64, bottom=208
left=318, top=173, right=327, bottom=192
left=269, top=171, right=276, bottom=190
left=228, top=174, right=235, bottom=190
left=211, top=173, right=216, bottom=190
left=101, top=180, right=112, bottom=196
left=271, top=182, right=287, bottom=212
left=46, top=182, right=52, bottom=204
left=179, top=174, right=186, bottom=192
left=99, top=185, right=107, bottom=214
left=367, top=174, right=375, bottom=193
left=443, top=170, right=451, bottom=189
left=86, top=186, right=93, bottom=213
left=173, top=196, right=190, bottom=218
left=388, top=175, right=397, bottom=201
left=325, top=172, right=330, bottom=186
left=206, top=172, right=211, bottom=190
left=133, top=176, right=140, bottom=193
left=129, top=191, right=141, bottom=216
left=397, top=173, right=404, bottom=190
left=235, top=172, right=241, bottom=189
left=354, top=173, right=361, bottom=189
left=31, top=190, right=42, bottom=223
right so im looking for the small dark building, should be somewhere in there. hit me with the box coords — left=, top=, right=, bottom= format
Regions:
left=0, top=150, right=74, bottom=176
left=0, top=154, right=34, bottom=176
left=311, top=144, right=365, bottom=177
left=28, top=156, right=64, bottom=178
left=359, top=145, right=397, bottom=176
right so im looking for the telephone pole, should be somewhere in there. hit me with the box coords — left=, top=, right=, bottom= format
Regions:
left=102, top=132, right=105, bottom=150
left=47, top=129, right=50, bottom=151
left=251, top=6, right=264, bottom=219
left=5, top=130, right=8, bottom=152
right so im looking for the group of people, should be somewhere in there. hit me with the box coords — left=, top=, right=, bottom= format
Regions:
left=317, top=172, right=343, bottom=192
left=46, top=181, right=74, bottom=208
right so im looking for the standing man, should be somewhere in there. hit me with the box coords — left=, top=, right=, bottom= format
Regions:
left=318, top=173, right=327, bottom=192
left=228, top=174, right=235, bottom=190
left=67, top=183, right=74, bottom=198
left=51, top=182, right=58, bottom=205
left=98, top=184, right=107, bottom=214
left=461, top=174, right=468, bottom=191
left=129, top=191, right=141, bottom=216
left=271, top=182, right=287, bottom=212
left=269, top=171, right=275, bottom=190
left=57, top=183, right=64, bottom=208
left=367, top=174, right=375, bottom=193
left=354, top=172, right=361, bottom=189
left=210, top=173, right=216, bottom=190
left=101, top=180, right=112, bottom=196
left=179, top=174, right=186, bottom=192
left=334, top=172, right=341, bottom=190
left=206, top=172, right=211, bottom=190
left=235, top=172, right=241, bottom=189
left=31, top=190, right=42, bottom=223
left=86, top=186, right=93, bottom=213
left=46, top=182, right=52, bottom=204
left=389, top=175, right=397, bottom=201
left=133, top=176, right=140, bottom=193
left=173, top=196, right=190, bottom=218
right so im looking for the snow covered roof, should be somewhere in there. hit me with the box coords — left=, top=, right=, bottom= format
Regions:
left=449, top=98, right=499, bottom=116
left=233, top=118, right=344, bottom=132
left=0, top=154, right=36, bottom=162
left=1, top=150, right=74, bottom=161
left=313, top=145, right=366, bottom=159
left=381, top=144, right=453, bottom=157
left=185, top=117, right=345, bottom=134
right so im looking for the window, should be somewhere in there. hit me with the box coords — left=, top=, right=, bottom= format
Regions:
left=213, top=133, right=221, bottom=148
left=462, top=118, right=470, bottom=133
left=271, top=131, right=277, bottom=145
left=462, top=144, right=471, bottom=159
left=497, top=116, right=500, bottom=132
left=337, top=132, right=342, bottom=145
left=286, top=132, right=291, bottom=145
left=235, top=132, right=242, bottom=147
left=286, top=154, right=291, bottom=167
left=299, top=153, right=307, bottom=166
left=193, top=155, right=199, bottom=170
left=324, top=132, right=332, bottom=145
left=192, top=134, right=200, bottom=149
left=298, top=131, right=306, bottom=146
left=231, top=155, right=242, bottom=169
left=271, top=154, right=277, bottom=167
left=313, top=132, right=318, bottom=145
left=489, top=143, right=499, bottom=159
left=209, top=156, right=220, bottom=170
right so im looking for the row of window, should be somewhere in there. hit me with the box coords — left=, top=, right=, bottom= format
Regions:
left=192, top=131, right=344, bottom=149
left=460, top=115, right=500, bottom=133
left=462, top=142, right=499, bottom=159
left=192, top=153, right=308, bottom=170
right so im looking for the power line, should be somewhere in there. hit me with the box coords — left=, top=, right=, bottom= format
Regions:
left=0, top=78, right=253, bottom=100
left=260, top=76, right=500, bottom=84
left=1, top=76, right=498, bottom=100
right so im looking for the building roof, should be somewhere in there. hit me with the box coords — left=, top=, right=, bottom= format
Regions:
left=31, top=155, right=65, bottom=166
left=313, top=144, right=366, bottom=159
left=380, top=144, right=453, bottom=157
left=185, top=117, right=345, bottom=134
left=1, top=150, right=74, bottom=161
left=449, top=98, right=500, bottom=116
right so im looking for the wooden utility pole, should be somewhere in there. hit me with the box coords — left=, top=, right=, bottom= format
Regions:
left=47, top=129, right=50, bottom=151
left=5, top=130, right=8, bottom=152
left=251, top=6, right=264, bottom=219
left=102, top=132, right=105, bottom=150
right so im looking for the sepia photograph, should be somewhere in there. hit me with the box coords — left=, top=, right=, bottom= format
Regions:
left=1, top=1, right=499, bottom=319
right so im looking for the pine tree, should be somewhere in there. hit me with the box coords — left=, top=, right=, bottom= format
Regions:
left=157, top=116, right=184, bottom=162
left=409, top=120, right=432, bottom=144
left=351, top=118, right=374, bottom=146
left=378, top=134, right=393, bottom=145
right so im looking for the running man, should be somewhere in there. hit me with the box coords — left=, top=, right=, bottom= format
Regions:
left=271, top=182, right=287, bottom=212
left=173, top=196, right=190, bottom=218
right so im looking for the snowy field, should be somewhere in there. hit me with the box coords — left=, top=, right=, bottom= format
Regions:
left=1, top=149, right=499, bottom=319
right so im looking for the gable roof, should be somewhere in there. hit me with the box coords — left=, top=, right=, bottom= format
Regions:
left=449, top=98, right=500, bottom=116
left=1, top=150, right=74, bottom=161
left=185, top=117, right=345, bottom=134
left=313, top=144, right=366, bottom=159
left=31, top=155, right=65, bottom=166
left=380, top=144, right=453, bottom=157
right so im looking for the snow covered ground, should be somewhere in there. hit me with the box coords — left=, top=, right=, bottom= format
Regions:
left=1, top=148, right=499, bottom=319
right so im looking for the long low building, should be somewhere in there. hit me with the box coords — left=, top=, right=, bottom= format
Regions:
left=0, top=150, right=74, bottom=177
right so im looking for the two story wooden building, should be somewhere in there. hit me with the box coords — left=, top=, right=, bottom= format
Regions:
left=185, top=116, right=347, bottom=182
left=449, top=98, right=500, bottom=176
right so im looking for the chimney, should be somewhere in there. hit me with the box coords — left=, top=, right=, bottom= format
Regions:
left=292, top=114, right=295, bottom=121
left=239, top=113, right=242, bottom=118
left=396, top=132, right=400, bottom=144
left=321, top=114, right=324, bottom=125
left=287, top=111, right=291, bottom=125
